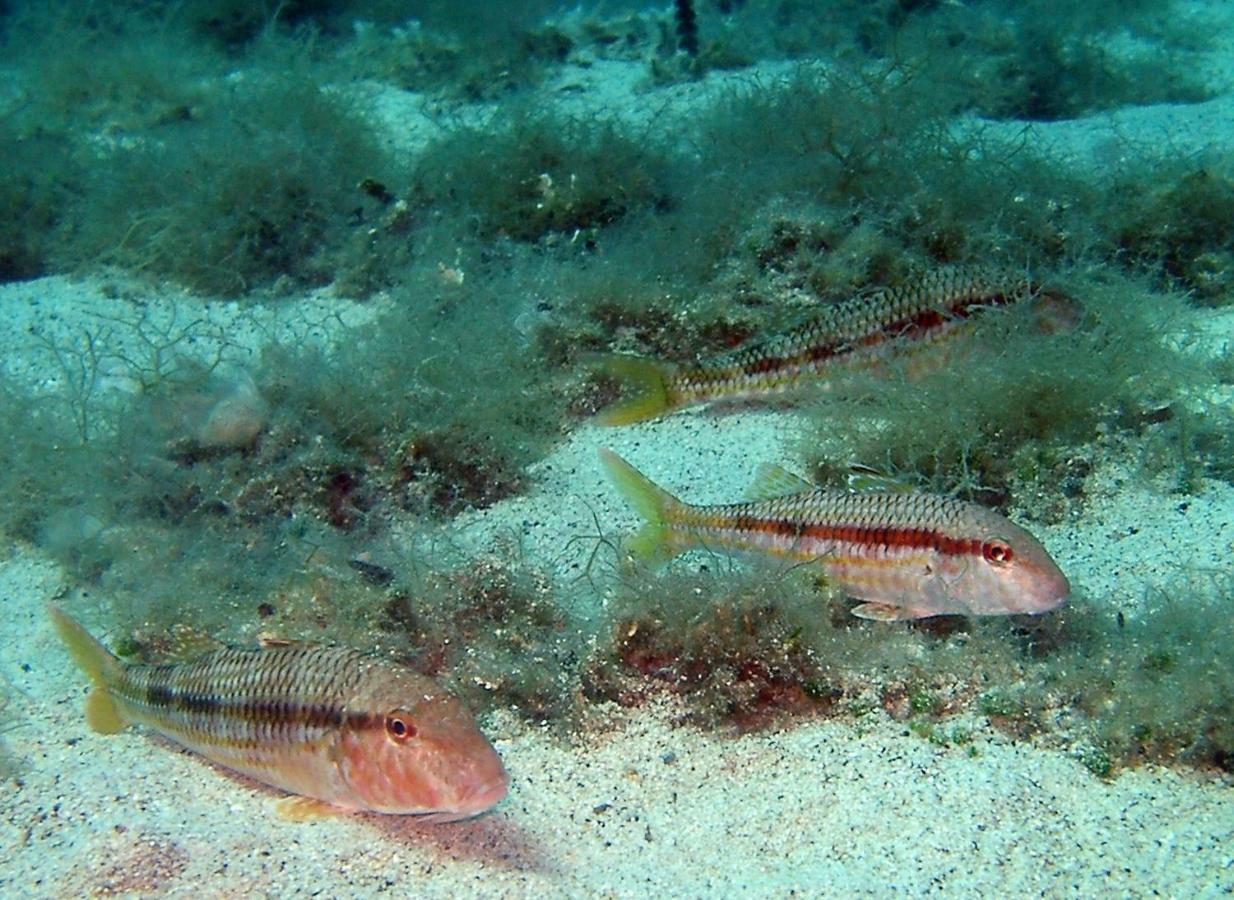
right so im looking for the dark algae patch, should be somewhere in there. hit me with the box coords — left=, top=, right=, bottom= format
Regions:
left=582, top=569, right=1234, bottom=775
left=0, top=0, right=1231, bottom=783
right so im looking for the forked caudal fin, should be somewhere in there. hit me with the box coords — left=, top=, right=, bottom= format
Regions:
left=590, top=355, right=677, bottom=426
left=48, top=604, right=128, bottom=734
left=599, top=449, right=684, bottom=565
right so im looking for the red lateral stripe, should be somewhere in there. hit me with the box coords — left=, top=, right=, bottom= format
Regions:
left=733, top=516, right=984, bottom=557
left=737, top=288, right=1012, bottom=378
left=748, top=354, right=782, bottom=374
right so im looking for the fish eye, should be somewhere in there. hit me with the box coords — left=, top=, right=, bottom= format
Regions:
left=384, top=710, right=417, bottom=742
left=982, top=540, right=1014, bottom=566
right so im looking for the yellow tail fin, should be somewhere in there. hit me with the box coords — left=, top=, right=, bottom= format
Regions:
left=47, top=604, right=127, bottom=734
left=592, top=355, right=677, bottom=426
left=599, top=449, right=684, bottom=565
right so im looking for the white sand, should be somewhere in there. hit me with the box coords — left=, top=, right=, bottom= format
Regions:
left=2, top=533, right=1232, bottom=897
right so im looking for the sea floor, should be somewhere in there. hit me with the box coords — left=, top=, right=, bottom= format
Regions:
left=1, top=306, right=1232, bottom=894
left=1, top=535, right=1231, bottom=897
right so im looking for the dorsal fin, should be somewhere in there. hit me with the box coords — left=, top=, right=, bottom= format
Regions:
left=129, top=623, right=226, bottom=664
left=257, top=635, right=303, bottom=649
left=745, top=463, right=813, bottom=501
left=843, top=463, right=915, bottom=494
left=166, top=624, right=226, bottom=661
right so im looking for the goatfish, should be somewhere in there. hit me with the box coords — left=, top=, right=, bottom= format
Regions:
left=600, top=450, right=1069, bottom=621
left=49, top=605, right=508, bottom=821
left=595, top=265, right=1079, bottom=426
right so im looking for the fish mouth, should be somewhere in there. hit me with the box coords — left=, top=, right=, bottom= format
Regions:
left=409, top=778, right=507, bottom=823
left=1024, top=588, right=1069, bottom=615
left=459, top=775, right=508, bottom=813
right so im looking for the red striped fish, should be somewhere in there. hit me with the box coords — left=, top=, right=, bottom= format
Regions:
left=50, top=606, right=507, bottom=821
left=596, top=266, right=1078, bottom=425
left=600, top=450, right=1069, bottom=621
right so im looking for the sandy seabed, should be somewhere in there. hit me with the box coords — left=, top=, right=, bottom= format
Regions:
left=2, top=388, right=1233, bottom=896
left=1, top=546, right=1232, bottom=898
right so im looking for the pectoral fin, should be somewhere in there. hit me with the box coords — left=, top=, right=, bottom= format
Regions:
left=850, top=602, right=909, bottom=622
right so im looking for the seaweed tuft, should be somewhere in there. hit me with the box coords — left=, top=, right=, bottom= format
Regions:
left=410, top=110, right=673, bottom=245
left=380, top=556, right=580, bottom=724
left=58, top=69, right=403, bottom=295
left=1111, top=163, right=1234, bottom=305
left=395, top=430, right=527, bottom=519
left=0, top=674, right=24, bottom=781
left=584, top=567, right=843, bottom=730
left=1083, top=572, right=1234, bottom=772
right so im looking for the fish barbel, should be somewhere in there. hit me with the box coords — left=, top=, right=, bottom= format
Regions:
left=600, top=450, right=1069, bottom=621
left=50, top=606, right=508, bottom=820
left=595, top=265, right=1078, bottom=425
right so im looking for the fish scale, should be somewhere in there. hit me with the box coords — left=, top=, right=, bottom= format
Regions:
left=677, top=265, right=1025, bottom=403
left=596, top=265, right=1065, bottom=425
left=601, top=450, right=1070, bottom=621
left=680, top=489, right=980, bottom=560
left=114, top=645, right=372, bottom=757
left=50, top=606, right=508, bottom=818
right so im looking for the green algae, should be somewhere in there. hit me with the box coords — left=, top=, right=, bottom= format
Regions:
left=795, top=272, right=1214, bottom=506
left=59, top=71, right=401, bottom=296
left=586, top=565, right=1234, bottom=774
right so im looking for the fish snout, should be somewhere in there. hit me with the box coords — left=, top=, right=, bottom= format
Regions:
left=1016, top=554, right=1070, bottom=614
left=428, top=729, right=508, bottom=818
left=455, top=773, right=509, bottom=816
left=428, top=764, right=507, bottom=821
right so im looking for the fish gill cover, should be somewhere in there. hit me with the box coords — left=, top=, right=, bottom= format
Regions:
left=0, top=0, right=1230, bottom=789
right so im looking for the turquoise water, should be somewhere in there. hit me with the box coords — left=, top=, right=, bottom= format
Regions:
left=1, top=1, right=1232, bottom=895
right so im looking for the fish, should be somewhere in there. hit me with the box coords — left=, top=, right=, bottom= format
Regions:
left=49, top=605, right=508, bottom=821
left=594, top=265, right=1079, bottom=425
left=599, top=449, right=1069, bottom=621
